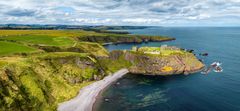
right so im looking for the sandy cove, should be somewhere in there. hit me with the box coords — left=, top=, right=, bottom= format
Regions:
left=58, top=68, right=129, bottom=111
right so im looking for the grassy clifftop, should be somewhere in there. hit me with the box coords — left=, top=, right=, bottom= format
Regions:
left=109, top=47, right=204, bottom=75
left=0, top=41, right=40, bottom=56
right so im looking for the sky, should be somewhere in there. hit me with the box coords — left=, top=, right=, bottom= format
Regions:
left=1, top=0, right=240, bottom=26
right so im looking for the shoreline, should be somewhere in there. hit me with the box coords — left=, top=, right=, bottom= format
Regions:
left=58, top=68, right=129, bottom=111
left=102, top=38, right=175, bottom=46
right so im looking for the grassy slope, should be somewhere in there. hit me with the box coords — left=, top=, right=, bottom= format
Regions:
left=2, top=35, right=74, bottom=46
left=0, top=41, right=38, bottom=56
left=0, top=52, right=107, bottom=111
left=99, top=55, right=132, bottom=73
left=75, top=42, right=109, bottom=57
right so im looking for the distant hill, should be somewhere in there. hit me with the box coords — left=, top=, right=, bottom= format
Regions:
left=0, top=24, right=152, bottom=30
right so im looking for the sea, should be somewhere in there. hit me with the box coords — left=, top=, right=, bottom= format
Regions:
left=94, top=27, right=240, bottom=111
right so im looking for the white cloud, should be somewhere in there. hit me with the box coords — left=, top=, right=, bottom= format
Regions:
left=71, top=18, right=114, bottom=24
left=0, top=0, right=240, bottom=26
left=187, top=14, right=211, bottom=20
left=122, top=18, right=161, bottom=24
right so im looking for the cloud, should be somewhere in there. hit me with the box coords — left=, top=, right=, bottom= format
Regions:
left=71, top=18, right=114, bottom=24
left=5, top=8, right=36, bottom=17
left=122, top=18, right=161, bottom=24
left=187, top=14, right=211, bottom=20
left=0, top=0, right=240, bottom=26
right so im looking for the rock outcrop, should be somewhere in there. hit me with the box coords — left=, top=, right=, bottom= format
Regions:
left=110, top=50, right=205, bottom=75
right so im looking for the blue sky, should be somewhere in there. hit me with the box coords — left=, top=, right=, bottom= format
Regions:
left=1, top=0, right=240, bottom=26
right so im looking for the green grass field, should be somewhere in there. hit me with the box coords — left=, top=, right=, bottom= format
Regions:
left=137, top=47, right=186, bottom=56
left=1, top=35, right=75, bottom=46
left=0, top=41, right=38, bottom=56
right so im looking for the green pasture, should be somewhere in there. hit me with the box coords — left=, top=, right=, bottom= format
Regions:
left=0, top=41, right=38, bottom=56
left=1, top=35, right=74, bottom=46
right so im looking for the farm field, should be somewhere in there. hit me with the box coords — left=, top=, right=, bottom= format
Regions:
left=2, top=35, right=75, bottom=46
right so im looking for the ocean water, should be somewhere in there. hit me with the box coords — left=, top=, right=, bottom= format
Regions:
left=94, top=27, right=240, bottom=111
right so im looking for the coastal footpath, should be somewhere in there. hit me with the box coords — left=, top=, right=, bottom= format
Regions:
left=58, top=69, right=129, bottom=111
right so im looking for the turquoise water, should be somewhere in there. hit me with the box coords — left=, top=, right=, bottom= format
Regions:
left=94, top=27, right=240, bottom=111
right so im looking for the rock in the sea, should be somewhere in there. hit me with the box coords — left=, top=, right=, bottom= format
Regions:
left=199, top=53, right=209, bottom=56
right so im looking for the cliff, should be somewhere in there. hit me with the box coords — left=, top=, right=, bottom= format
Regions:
left=109, top=47, right=204, bottom=75
left=77, top=34, right=175, bottom=44
left=0, top=52, right=108, bottom=111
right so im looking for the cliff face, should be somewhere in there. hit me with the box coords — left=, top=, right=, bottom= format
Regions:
left=110, top=50, right=204, bottom=75
left=78, top=35, right=175, bottom=44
